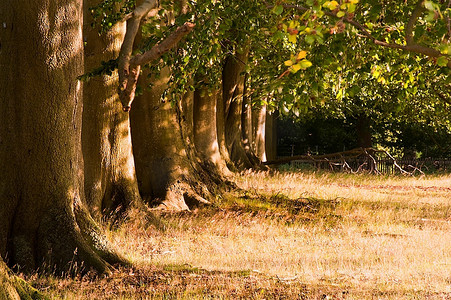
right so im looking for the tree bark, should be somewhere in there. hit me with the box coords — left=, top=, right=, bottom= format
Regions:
left=241, top=75, right=254, bottom=157
left=216, top=82, right=235, bottom=171
left=0, top=258, right=44, bottom=299
left=117, top=0, right=194, bottom=111
left=252, top=104, right=267, bottom=162
left=130, top=68, right=209, bottom=210
left=356, top=114, right=373, bottom=148
left=0, top=258, right=21, bottom=300
left=0, top=0, right=124, bottom=274
left=265, top=110, right=279, bottom=161
left=222, top=50, right=257, bottom=169
left=82, top=1, right=141, bottom=216
left=193, top=86, right=232, bottom=177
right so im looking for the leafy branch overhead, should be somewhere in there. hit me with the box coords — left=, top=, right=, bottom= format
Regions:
left=271, top=0, right=451, bottom=71
left=85, top=0, right=450, bottom=120
left=258, top=0, right=450, bottom=120
left=117, top=0, right=194, bottom=111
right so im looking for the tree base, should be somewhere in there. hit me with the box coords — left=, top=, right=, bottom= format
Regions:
left=8, top=199, right=128, bottom=277
left=149, top=181, right=210, bottom=211
left=0, top=260, right=45, bottom=300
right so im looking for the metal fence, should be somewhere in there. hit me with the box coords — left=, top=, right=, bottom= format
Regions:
left=288, top=157, right=451, bottom=174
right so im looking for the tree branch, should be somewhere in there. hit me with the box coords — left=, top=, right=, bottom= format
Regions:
left=406, top=0, right=425, bottom=45
left=118, top=0, right=158, bottom=102
left=119, top=22, right=195, bottom=111
left=275, top=3, right=451, bottom=68
left=131, top=23, right=195, bottom=66
left=435, top=89, right=451, bottom=105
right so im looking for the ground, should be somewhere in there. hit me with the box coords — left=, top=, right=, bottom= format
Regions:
left=22, top=171, right=451, bottom=299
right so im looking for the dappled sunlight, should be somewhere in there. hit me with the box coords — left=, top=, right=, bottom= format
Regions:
left=38, top=3, right=83, bottom=70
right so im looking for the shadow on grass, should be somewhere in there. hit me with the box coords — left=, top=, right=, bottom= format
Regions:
left=171, top=191, right=451, bottom=229
left=28, top=264, right=449, bottom=299
left=29, top=265, right=312, bottom=299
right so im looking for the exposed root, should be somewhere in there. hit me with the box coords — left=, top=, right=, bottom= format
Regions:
left=0, top=260, right=45, bottom=300
left=183, top=189, right=210, bottom=208
left=149, top=181, right=211, bottom=212
left=265, top=147, right=423, bottom=175
left=74, top=203, right=129, bottom=269
left=9, top=199, right=129, bottom=277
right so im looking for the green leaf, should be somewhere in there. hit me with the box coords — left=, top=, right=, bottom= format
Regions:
left=273, top=31, right=285, bottom=41
left=288, top=34, right=297, bottom=43
left=305, top=35, right=315, bottom=44
left=439, top=44, right=451, bottom=55
left=336, top=88, right=343, bottom=99
left=424, top=1, right=435, bottom=11
left=336, top=11, right=345, bottom=18
left=425, top=11, right=435, bottom=22
left=273, top=5, right=283, bottom=15
left=437, top=56, right=448, bottom=67
left=291, top=63, right=302, bottom=73
left=323, top=1, right=339, bottom=11
left=299, top=59, right=313, bottom=69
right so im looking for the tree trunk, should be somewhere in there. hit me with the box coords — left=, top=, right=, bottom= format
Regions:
left=265, top=110, right=278, bottom=161
left=0, top=258, right=21, bottom=300
left=0, top=258, right=44, bottom=299
left=82, top=1, right=141, bottom=216
left=0, top=0, right=124, bottom=274
left=130, top=68, right=209, bottom=210
left=222, top=50, right=256, bottom=169
left=0, top=260, right=19, bottom=300
left=241, top=75, right=254, bottom=157
left=216, top=82, right=235, bottom=171
left=356, top=114, right=373, bottom=148
left=193, top=86, right=232, bottom=177
left=252, top=104, right=267, bottom=162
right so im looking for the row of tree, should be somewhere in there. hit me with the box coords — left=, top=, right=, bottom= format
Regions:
left=1, top=0, right=450, bottom=298
left=0, top=1, right=276, bottom=297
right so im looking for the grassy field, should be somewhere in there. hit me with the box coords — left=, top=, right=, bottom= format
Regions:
left=27, top=171, right=451, bottom=299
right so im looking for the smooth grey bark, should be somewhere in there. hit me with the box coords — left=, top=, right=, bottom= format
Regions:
left=241, top=75, right=254, bottom=158
left=216, top=81, right=235, bottom=170
left=356, top=114, right=373, bottom=148
left=222, top=50, right=256, bottom=169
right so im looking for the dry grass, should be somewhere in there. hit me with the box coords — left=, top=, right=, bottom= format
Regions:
left=28, top=171, right=451, bottom=299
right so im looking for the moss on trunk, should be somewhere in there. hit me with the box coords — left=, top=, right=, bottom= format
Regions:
left=0, top=259, right=46, bottom=300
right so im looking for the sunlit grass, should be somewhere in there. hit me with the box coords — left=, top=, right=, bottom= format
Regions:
left=30, top=171, right=451, bottom=298
left=102, top=171, right=451, bottom=298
